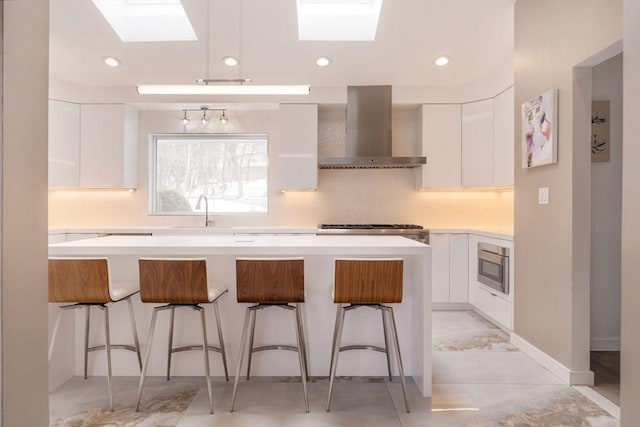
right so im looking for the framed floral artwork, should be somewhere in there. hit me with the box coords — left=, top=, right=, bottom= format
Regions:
left=521, top=89, right=558, bottom=168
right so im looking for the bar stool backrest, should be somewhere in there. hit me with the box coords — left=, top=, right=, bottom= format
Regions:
left=49, top=257, right=111, bottom=303
left=236, top=258, right=305, bottom=303
left=138, top=258, right=209, bottom=303
left=333, top=258, right=404, bottom=304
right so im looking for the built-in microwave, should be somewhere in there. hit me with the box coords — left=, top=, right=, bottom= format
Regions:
left=477, top=242, right=510, bottom=294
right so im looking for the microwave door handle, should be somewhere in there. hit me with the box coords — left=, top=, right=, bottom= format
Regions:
left=478, top=250, right=506, bottom=265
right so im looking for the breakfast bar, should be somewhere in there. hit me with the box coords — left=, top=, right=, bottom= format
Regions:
left=48, top=234, right=432, bottom=396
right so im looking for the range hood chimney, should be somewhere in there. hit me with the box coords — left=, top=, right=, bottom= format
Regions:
left=318, top=85, right=427, bottom=169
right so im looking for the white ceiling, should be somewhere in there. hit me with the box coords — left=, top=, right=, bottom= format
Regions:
left=49, top=0, right=514, bottom=104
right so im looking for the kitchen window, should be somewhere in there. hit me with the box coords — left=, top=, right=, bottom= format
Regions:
left=150, top=134, right=268, bottom=214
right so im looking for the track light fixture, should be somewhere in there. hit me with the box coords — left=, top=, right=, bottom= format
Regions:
left=180, top=106, right=230, bottom=125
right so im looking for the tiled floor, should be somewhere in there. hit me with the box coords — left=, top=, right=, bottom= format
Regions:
left=49, top=310, right=619, bottom=426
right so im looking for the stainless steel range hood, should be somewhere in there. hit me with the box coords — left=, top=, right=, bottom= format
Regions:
left=318, top=85, right=427, bottom=169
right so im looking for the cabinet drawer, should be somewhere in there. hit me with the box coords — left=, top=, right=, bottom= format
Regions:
left=470, top=284, right=512, bottom=330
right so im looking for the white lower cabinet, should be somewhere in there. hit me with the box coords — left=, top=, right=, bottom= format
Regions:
left=431, top=233, right=469, bottom=303
left=467, top=234, right=514, bottom=330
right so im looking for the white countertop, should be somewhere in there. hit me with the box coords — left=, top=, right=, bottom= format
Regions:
left=429, top=227, right=513, bottom=240
left=49, top=234, right=430, bottom=257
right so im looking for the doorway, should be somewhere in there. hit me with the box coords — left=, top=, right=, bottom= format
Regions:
left=589, top=52, right=622, bottom=406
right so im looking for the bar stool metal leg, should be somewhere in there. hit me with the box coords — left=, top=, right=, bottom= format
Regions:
left=293, top=304, right=309, bottom=412
left=385, top=306, right=410, bottom=413
left=245, top=308, right=257, bottom=380
left=84, top=306, right=91, bottom=380
left=381, top=307, right=393, bottom=381
left=296, top=304, right=310, bottom=381
left=136, top=306, right=161, bottom=412
left=166, top=306, right=176, bottom=380
left=100, top=305, right=114, bottom=411
left=213, top=300, right=229, bottom=381
left=48, top=310, right=63, bottom=363
left=127, top=297, right=143, bottom=371
left=198, top=306, right=214, bottom=414
left=231, top=307, right=253, bottom=412
left=326, top=304, right=346, bottom=412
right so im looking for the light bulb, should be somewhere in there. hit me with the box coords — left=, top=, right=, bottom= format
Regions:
left=201, top=114, right=209, bottom=125
left=103, top=56, right=121, bottom=67
left=222, top=56, right=238, bottom=67
left=435, top=56, right=450, bottom=66
left=181, top=111, right=190, bottom=125
left=316, top=57, right=331, bottom=67
left=219, top=111, right=227, bottom=124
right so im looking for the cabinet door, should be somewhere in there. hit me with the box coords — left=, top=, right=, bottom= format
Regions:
left=430, top=233, right=450, bottom=302
left=278, top=104, right=318, bottom=190
left=449, top=233, right=469, bottom=302
left=493, top=87, right=515, bottom=187
left=462, top=99, right=494, bottom=188
left=48, top=100, right=80, bottom=187
left=416, top=104, right=461, bottom=188
left=80, top=104, right=137, bottom=188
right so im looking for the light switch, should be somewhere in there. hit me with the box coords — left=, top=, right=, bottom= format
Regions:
left=538, top=187, right=549, bottom=205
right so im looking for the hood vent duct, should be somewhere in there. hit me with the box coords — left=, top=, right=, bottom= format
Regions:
left=318, top=85, right=427, bottom=169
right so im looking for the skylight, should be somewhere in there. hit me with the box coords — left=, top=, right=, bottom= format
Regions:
left=92, top=0, right=197, bottom=42
left=296, top=0, right=383, bottom=41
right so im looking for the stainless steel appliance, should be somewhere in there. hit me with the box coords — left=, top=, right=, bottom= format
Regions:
left=317, top=224, right=429, bottom=244
left=318, top=86, right=427, bottom=169
left=477, top=242, right=510, bottom=294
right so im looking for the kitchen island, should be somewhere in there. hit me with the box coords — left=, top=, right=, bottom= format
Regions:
left=48, top=234, right=432, bottom=396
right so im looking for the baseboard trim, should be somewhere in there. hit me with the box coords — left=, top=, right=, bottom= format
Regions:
left=573, top=385, right=620, bottom=419
left=432, top=302, right=473, bottom=311
left=590, top=337, right=621, bottom=351
left=510, top=333, right=594, bottom=386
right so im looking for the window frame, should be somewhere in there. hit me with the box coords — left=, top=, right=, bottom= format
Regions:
left=148, top=133, right=270, bottom=216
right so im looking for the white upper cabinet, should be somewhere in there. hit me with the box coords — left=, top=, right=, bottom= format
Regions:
left=80, top=104, right=138, bottom=188
left=278, top=104, right=318, bottom=190
left=461, top=99, right=494, bottom=188
left=492, top=87, right=515, bottom=187
left=49, top=100, right=80, bottom=187
left=416, top=104, right=461, bottom=188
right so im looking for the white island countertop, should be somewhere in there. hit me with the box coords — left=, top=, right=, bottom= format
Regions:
left=48, top=234, right=432, bottom=397
left=49, top=234, right=429, bottom=256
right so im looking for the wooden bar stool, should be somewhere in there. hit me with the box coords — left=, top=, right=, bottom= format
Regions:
left=231, top=257, right=309, bottom=413
left=326, top=258, right=410, bottom=413
left=48, top=257, right=142, bottom=412
left=136, top=258, right=228, bottom=414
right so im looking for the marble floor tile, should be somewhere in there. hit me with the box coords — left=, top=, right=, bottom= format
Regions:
left=432, top=310, right=498, bottom=331
left=49, top=311, right=619, bottom=427
left=433, top=328, right=517, bottom=352
left=50, top=376, right=203, bottom=427
left=177, top=379, right=402, bottom=427
left=432, top=350, right=564, bottom=385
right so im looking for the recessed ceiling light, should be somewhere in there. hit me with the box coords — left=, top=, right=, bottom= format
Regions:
left=222, top=56, right=238, bottom=67
left=296, top=0, right=383, bottom=41
left=316, top=57, right=331, bottom=67
left=103, top=56, right=121, bottom=67
left=435, top=56, right=450, bottom=66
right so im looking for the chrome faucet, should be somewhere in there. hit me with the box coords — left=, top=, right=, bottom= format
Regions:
left=195, top=193, right=214, bottom=227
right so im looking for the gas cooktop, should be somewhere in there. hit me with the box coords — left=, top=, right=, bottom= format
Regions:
left=317, top=224, right=429, bottom=243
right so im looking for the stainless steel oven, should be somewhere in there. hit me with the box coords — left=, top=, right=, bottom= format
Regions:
left=477, top=242, right=509, bottom=294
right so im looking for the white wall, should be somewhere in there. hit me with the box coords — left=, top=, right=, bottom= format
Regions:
left=49, top=106, right=514, bottom=229
left=514, top=0, right=621, bottom=377
left=590, top=54, right=622, bottom=351
left=2, top=0, right=50, bottom=425
left=621, top=2, right=640, bottom=424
